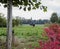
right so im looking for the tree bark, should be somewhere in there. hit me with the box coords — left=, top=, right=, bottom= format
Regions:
left=6, top=0, right=12, bottom=49
left=12, top=30, right=14, bottom=45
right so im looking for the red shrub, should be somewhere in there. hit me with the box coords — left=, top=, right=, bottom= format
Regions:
left=35, top=24, right=60, bottom=49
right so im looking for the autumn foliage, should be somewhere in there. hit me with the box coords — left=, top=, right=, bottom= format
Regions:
left=35, top=24, right=60, bottom=49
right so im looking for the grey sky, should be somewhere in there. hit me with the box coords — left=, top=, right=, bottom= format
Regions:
left=0, top=0, right=60, bottom=20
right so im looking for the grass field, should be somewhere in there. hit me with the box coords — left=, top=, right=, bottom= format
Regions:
left=14, top=25, right=44, bottom=38
left=0, top=25, right=44, bottom=37
left=0, top=25, right=47, bottom=40
left=0, top=24, right=48, bottom=49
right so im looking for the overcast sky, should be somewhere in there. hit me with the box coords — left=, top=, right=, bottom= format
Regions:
left=0, top=0, right=60, bottom=20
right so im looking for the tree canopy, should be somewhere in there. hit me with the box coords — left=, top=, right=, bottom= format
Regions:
left=50, top=12, right=58, bottom=23
left=0, top=0, right=47, bottom=11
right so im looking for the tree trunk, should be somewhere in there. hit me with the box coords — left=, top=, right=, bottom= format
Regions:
left=6, top=0, right=12, bottom=49
left=12, top=30, right=14, bottom=45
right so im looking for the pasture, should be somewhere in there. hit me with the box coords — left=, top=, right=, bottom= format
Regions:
left=0, top=25, right=45, bottom=37
left=0, top=24, right=47, bottom=49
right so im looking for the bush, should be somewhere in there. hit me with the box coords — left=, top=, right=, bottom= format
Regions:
left=35, top=24, right=60, bottom=49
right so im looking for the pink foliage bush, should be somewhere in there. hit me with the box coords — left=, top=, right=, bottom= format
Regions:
left=35, top=24, right=60, bottom=49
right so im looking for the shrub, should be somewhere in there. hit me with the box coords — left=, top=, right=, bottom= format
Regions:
left=35, top=24, right=60, bottom=49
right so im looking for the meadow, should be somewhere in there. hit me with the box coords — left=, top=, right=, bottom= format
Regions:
left=0, top=24, right=48, bottom=49
left=0, top=25, right=44, bottom=37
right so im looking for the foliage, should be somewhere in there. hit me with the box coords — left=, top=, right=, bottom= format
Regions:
left=21, top=18, right=49, bottom=24
left=58, top=17, right=60, bottom=23
left=35, top=24, right=60, bottom=49
left=13, top=16, right=20, bottom=26
left=0, top=13, right=6, bottom=27
left=12, top=17, right=23, bottom=27
left=0, top=14, right=22, bottom=27
left=50, top=12, right=58, bottom=23
left=0, top=0, right=47, bottom=12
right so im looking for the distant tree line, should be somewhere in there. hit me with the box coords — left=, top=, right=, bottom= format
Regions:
left=21, top=18, right=50, bottom=24
left=0, top=13, right=20, bottom=27
left=1, top=12, right=60, bottom=27
left=0, top=13, right=50, bottom=27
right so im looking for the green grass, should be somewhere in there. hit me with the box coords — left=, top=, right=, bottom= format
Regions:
left=0, top=28, right=6, bottom=36
left=14, top=25, right=44, bottom=38
left=0, top=25, right=48, bottom=41
left=0, top=25, right=47, bottom=40
left=0, top=25, right=48, bottom=49
left=0, top=25, right=44, bottom=37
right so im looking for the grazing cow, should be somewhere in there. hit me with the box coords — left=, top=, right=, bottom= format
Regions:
left=30, top=23, right=35, bottom=27
left=32, top=24, right=35, bottom=27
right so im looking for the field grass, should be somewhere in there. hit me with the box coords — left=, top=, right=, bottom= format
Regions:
left=14, top=25, right=44, bottom=37
left=0, top=25, right=44, bottom=37
left=0, top=24, right=48, bottom=49
left=0, top=24, right=48, bottom=42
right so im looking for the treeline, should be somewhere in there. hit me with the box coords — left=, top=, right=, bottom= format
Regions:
left=0, top=13, right=20, bottom=27
left=0, top=14, right=21, bottom=27
left=0, top=12, right=60, bottom=27
left=21, top=18, right=50, bottom=24
left=0, top=13, right=50, bottom=27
